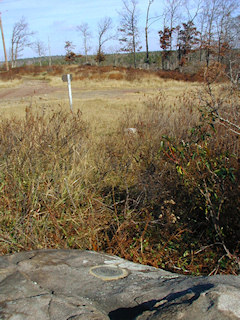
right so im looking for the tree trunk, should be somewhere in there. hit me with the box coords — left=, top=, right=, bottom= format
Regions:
left=145, top=0, right=152, bottom=64
left=133, top=33, right=136, bottom=68
left=145, top=27, right=149, bottom=64
left=84, top=37, right=88, bottom=63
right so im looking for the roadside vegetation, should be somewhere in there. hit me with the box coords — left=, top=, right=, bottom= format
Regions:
left=0, top=64, right=239, bottom=275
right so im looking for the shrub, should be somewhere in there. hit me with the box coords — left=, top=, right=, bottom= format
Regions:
left=95, top=88, right=239, bottom=274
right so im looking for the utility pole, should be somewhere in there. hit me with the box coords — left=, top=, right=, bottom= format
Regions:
left=0, top=13, right=9, bottom=71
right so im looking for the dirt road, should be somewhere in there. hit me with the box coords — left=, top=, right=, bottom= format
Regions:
left=0, top=80, right=60, bottom=99
left=0, top=79, right=145, bottom=101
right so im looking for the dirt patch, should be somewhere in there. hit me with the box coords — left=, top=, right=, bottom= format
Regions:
left=0, top=80, right=62, bottom=99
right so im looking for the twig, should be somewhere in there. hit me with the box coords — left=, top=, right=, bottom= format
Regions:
left=194, top=243, right=222, bottom=255
left=64, top=178, right=77, bottom=210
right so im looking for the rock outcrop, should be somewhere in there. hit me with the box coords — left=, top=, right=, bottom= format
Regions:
left=0, top=249, right=239, bottom=319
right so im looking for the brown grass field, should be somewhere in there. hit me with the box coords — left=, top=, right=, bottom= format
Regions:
left=0, top=65, right=239, bottom=275
left=0, top=65, right=200, bottom=124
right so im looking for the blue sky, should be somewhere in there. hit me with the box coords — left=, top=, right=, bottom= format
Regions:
left=0, top=0, right=163, bottom=60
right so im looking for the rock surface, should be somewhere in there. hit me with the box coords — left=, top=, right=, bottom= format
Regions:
left=0, top=249, right=239, bottom=320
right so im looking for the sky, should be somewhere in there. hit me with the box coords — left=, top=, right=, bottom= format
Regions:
left=0, top=0, right=163, bottom=60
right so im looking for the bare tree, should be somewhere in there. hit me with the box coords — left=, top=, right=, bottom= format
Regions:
left=198, top=0, right=221, bottom=65
left=145, top=0, right=162, bottom=64
left=11, top=17, right=35, bottom=67
left=198, top=4, right=207, bottom=61
left=76, top=23, right=91, bottom=63
left=159, top=0, right=183, bottom=70
left=183, top=0, right=202, bottom=23
left=162, top=0, right=183, bottom=50
left=118, top=0, right=141, bottom=68
left=145, top=0, right=154, bottom=64
left=96, top=17, right=113, bottom=64
left=220, top=13, right=240, bottom=88
left=215, top=0, right=239, bottom=62
left=230, top=15, right=240, bottom=49
left=198, top=0, right=239, bottom=66
left=32, top=40, right=46, bottom=66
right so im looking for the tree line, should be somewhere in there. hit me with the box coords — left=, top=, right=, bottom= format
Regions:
left=7, top=0, right=240, bottom=70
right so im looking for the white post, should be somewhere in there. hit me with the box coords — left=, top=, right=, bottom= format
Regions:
left=67, top=74, right=73, bottom=112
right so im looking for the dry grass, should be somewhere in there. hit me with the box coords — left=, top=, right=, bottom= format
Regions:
left=0, top=79, right=23, bottom=88
left=0, top=65, right=239, bottom=275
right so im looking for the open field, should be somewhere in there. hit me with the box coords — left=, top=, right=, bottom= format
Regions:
left=0, top=65, right=201, bottom=135
left=0, top=65, right=200, bottom=115
left=0, top=65, right=239, bottom=275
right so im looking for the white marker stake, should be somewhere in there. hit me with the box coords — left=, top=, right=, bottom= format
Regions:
left=67, top=74, right=73, bottom=112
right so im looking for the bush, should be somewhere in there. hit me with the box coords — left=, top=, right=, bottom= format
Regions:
left=88, top=88, right=239, bottom=274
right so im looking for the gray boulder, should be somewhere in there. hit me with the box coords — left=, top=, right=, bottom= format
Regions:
left=0, top=249, right=239, bottom=320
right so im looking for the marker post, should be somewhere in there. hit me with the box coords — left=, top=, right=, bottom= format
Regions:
left=62, top=74, right=73, bottom=112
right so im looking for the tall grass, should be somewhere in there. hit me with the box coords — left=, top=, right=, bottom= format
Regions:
left=0, top=76, right=239, bottom=275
